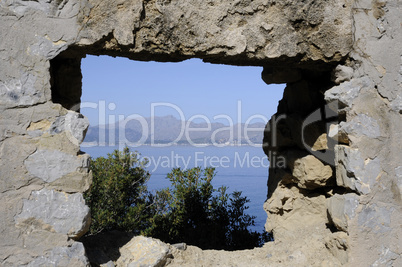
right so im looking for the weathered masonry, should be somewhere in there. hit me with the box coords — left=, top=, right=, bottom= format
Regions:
left=0, top=0, right=401, bottom=266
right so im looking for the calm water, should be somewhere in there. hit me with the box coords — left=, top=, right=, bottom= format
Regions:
left=82, top=145, right=269, bottom=232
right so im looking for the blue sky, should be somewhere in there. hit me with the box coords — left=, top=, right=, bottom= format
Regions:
left=81, top=55, right=285, bottom=126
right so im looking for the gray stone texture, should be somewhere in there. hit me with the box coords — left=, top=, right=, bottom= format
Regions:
left=324, top=77, right=372, bottom=113
left=0, top=0, right=401, bottom=266
left=290, top=154, right=333, bottom=189
left=357, top=203, right=393, bottom=235
left=27, top=242, right=89, bottom=267
left=327, top=193, right=360, bottom=232
left=15, top=188, right=91, bottom=239
left=371, top=246, right=400, bottom=267
left=24, top=149, right=89, bottom=183
left=77, top=0, right=352, bottom=64
left=335, top=3, right=402, bottom=265
left=336, top=145, right=381, bottom=195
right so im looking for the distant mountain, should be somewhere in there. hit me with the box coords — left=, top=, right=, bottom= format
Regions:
left=84, top=115, right=266, bottom=146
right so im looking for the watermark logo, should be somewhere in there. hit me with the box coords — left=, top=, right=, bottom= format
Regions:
left=79, top=100, right=272, bottom=148
left=137, top=151, right=285, bottom=172
left=64, top=100, right=339, bottom=169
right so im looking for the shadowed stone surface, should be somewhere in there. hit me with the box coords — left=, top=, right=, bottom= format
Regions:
left=27, top=242, right=89, bottom=267
left=24, top=150, right=89, bottom=183
left=336, top=145, right=381, bottom=195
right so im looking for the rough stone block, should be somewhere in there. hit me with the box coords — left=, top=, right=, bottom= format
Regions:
left=264, top=185, right=327, bottom=240
left=24, top=149, right=89, bottom=183
left=335, top=145, right=381, bottom=194
left=0, top=136, right=37, bottom=192
left=311, top=133, right=328, bottom=151
left=328, top=123, right=349, bottom=144
left=51, top=111, right=90, bottom=145
left=371, top=246, right=400, bottom=267
left=265, top=184, right=296, bottom=214
left=340, top=114, right=382, bottom=140
left=324, top=77, right=372, bottom=111
left=327, top=193, right=359, bottom=232
left=332, top=65, right=354, bottom=84
left=27, top=242, right=89, bottom=267
left=0, top=72, right=45, bottom=109
left=14, top=188, right=90, bottom=239
left=358, top=204, right=393, bottom=234
left=116, top=236, right=171, bottom=267
left=290, top=154, right=333, bottom=189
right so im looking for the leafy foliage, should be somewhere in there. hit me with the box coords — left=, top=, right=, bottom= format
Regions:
left=84, top=148, right=271, bottom=250
left=83, top=147, right=151, bottom=235
left=146, top=167, right=270, bottom=250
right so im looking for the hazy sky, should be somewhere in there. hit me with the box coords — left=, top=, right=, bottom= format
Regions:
left=81, top=55, right=285, bottom=126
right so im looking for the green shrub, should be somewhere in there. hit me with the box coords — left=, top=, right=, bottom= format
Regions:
left=145, top=167, right=269, bottom=250
left=83, top=147, right=152, bottom=235
left=84, top=148, right=271, bottom=249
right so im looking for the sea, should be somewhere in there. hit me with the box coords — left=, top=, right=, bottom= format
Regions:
left=81, top=145, right=269, bottom=233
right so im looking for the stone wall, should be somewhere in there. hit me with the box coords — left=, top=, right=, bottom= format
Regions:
left=0, top=0, right=400, bottom=266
